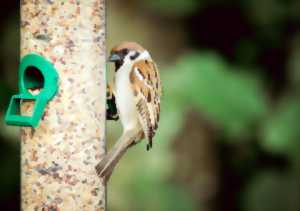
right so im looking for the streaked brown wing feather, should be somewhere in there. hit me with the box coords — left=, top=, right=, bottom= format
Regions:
left=129, top=59, right=161, bottom=149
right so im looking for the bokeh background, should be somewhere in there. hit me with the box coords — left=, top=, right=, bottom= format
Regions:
left=1, top=0, right=300, bottom=210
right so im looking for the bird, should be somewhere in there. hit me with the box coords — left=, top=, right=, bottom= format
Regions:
left=95, top=42, right=162, bottom=183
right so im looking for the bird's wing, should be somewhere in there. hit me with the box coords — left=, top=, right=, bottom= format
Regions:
left=129, top=59, right=162, bottom=150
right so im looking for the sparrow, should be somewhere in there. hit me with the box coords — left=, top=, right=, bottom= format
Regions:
left=95, top=42, right=162, bottom=183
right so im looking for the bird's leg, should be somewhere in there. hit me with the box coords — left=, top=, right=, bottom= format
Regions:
left=95, top=128, right=143, bottom=184
left=106, top=84, right=119, bottom=121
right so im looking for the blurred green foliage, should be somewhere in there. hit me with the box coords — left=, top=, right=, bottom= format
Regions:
left=244, top=170, right=300, bottom=211
left=143, top=0, right=201, bottom=17
left=164, top=53, right=267, bottom=137
left=262, top=98, right=300, bottom=158
left=106, top=0, right=300, bottom=210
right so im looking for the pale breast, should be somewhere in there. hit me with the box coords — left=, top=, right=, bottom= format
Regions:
left=115, top=64, right=140, bottom=131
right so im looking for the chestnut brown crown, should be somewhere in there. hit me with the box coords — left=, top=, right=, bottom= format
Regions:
left=111, top=41, right=145, bottom=54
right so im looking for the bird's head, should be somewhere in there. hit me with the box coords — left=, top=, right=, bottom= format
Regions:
left=108, top=42, right=150, bottom=71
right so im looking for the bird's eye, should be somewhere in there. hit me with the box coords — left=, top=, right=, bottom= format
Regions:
left=122, top=49, right=129, bottom=55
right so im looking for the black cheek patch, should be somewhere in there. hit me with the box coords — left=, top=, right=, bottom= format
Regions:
left=130, top=52, right=140, bottom=60
left=115, top=60, right=123, bottom=72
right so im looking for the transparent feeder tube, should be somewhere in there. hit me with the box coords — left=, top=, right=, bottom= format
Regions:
left=20, top=0, right=106, bottom=210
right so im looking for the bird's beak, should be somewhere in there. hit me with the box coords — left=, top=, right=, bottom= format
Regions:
left=108, top=53, right=122, bottom=62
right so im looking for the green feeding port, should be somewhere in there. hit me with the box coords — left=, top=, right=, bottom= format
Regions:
left=5, top=53, right=59, bottom=127
left=24, top=66, right=45, bottom=90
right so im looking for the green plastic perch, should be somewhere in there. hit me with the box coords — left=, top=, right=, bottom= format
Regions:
left=5, top=53, right=58, bottom=127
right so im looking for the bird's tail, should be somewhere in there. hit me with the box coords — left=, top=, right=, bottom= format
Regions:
left=95, top=130, right=143, bottom=183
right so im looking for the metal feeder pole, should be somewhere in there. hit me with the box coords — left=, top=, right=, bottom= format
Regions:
left=20, top=0, right=106, bottom=210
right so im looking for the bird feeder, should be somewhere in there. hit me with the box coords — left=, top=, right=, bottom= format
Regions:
left=6, top=0, right=107, bottom=210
